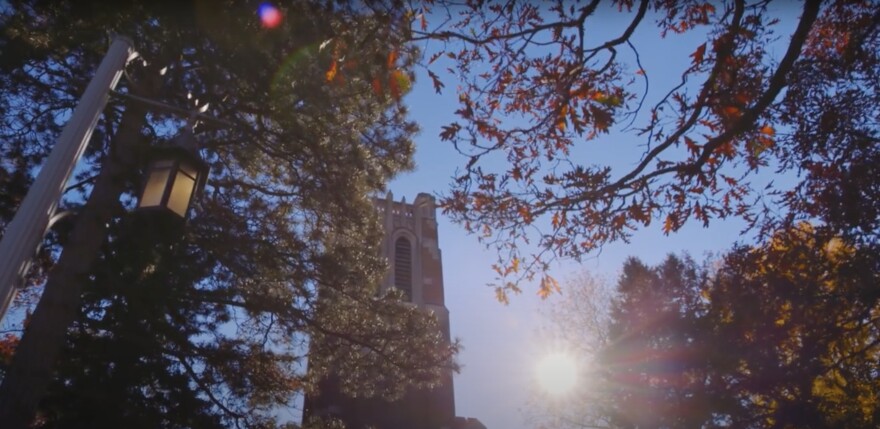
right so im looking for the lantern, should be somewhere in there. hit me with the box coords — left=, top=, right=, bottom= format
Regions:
left=137, top=129, right=208, bottom=221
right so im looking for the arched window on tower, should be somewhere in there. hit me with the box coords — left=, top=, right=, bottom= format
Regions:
left=394, top=237, right=412, bottom=301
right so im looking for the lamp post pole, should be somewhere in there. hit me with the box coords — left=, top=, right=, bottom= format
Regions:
left=0, top=35, right=215, bottom=427
left=0, top=36, right=137, bottom=321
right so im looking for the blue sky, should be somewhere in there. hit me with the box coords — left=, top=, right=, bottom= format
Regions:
left=391, top=4, right=802, bottom=428
left=0, top=3, right=805, bottom=428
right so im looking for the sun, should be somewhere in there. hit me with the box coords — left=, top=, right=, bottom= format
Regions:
left=536, top=352, right=578, bottom=395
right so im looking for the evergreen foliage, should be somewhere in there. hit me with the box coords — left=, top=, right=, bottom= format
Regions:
left=0, top=1, right=457, bottom=427
left=541, top=227, right=880, bottom=428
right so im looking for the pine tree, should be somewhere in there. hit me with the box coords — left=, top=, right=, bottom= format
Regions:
left=0, top=2, right=457, bottom=427
left=542, top=228, right=880, bottom=428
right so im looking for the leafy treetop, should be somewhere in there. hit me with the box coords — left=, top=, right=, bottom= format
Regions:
left=408, top=0, right=880, bottom=298
left=538, top=225, right=880, bottom=428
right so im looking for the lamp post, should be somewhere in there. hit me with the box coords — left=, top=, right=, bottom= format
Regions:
left=0, top=36, right=211, bottom=429
left=0, top=36, right=137, bottom=321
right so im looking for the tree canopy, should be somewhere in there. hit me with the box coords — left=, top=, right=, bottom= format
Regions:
left=0, top=1, right=455, bottom=428
left=410, top=0, right=880, bottom=296
left=539, top=226, right=880, bottom=428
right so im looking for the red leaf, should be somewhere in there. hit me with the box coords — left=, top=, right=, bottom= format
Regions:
left=428, top=51, right=443, bottom=65
left=371, top=78, right=382, bottom=96
left=691, top=43, right=707, bottom=65
left=428, top=70, right=445, bottom=94
left=684, top=136, right=700, bottom=155
left=518, top=206, right=533, bottom=224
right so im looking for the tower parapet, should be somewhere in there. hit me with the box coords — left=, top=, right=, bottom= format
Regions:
left=375, top=192, right=445, bottom=308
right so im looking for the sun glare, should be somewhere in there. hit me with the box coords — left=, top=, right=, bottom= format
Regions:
left=536, top=353, right=578, bottom=395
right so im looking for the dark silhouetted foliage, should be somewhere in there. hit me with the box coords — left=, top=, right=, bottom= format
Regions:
left=0, top=1, right=457, bottom=428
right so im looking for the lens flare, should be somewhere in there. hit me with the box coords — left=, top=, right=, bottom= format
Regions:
left=258, top=3, right=282, bottom=29
left=270, top=43, right=318, bottom=96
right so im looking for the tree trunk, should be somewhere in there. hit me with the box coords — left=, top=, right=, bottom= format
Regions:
left=0, top=97, right=150, bottom=428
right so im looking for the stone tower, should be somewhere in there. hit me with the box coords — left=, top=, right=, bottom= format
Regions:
left=377, top=192, right=451, bottom=340
left=303, top=192, right=457, bottom=429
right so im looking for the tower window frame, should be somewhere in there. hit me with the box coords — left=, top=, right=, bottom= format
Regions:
left=394, top=236, right=413, bottom=301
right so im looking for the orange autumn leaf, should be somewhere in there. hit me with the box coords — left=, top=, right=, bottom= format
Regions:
left=518, top=205, right=533, bottom=224
left=630, top=204, right=650, bottom=224
left=691, top=43, right=707, bottom=65
left=751, top=135, right=775, bottom=157
left=537, top=275, right=561, bottom=299
left=557, top=104, right=568, bottom=131
left=495, top=287, right=510, bottom=305
left=663, top=214, right=678, bottom=234
left=760, top=124, right=775, bottom=136
left=325, top=61, right=338, bottom=82
left=722, top=105, right=741, bottom=118
left=387, top=50, right=397, bottom=68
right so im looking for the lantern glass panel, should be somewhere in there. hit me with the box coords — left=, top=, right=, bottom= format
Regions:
left=167, top=170, right=196, bottom=217
left=139, top=168, right=171, bottom=208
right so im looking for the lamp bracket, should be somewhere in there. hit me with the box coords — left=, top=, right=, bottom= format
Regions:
left=108, top=90, right=234, bottom=128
